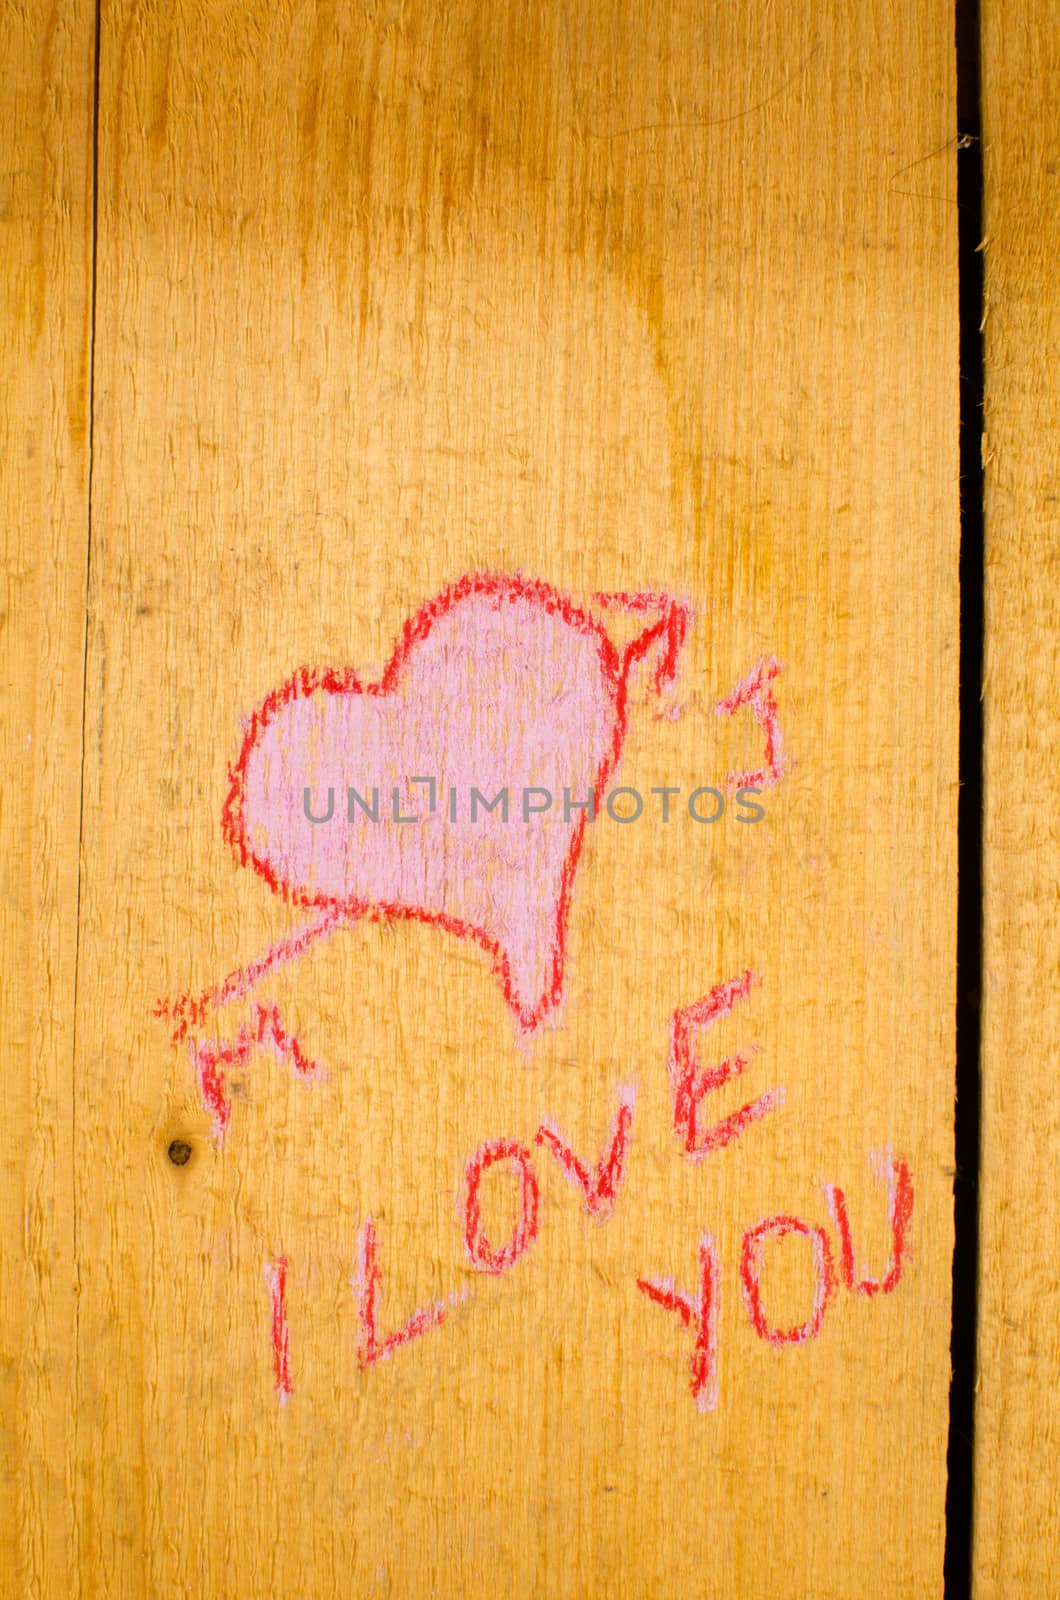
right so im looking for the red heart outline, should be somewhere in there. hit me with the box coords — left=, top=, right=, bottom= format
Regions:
left=214, top=572, right=687, bottom=1032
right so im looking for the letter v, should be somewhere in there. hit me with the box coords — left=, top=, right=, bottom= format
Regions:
left=535, top=1085, right=635, bottom=1221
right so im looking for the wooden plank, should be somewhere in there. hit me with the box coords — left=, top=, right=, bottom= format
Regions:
left=76, top=2, right=959, bottom=1595
left=973, top=4, right=1060, bottom=1593
left=0, top=1, right=96, bottom=1594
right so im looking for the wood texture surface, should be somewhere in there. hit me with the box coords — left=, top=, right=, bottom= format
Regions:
left=5, top=2, right=962, bottom=1596
left=973, top=4, right=1060, bottom=1594
left=0, top=3, right=95, bottom=1595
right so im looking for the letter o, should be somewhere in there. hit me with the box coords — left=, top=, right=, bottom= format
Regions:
left=688, top=786, right=725, bottom=823
left=463, top=1139, right=541, bottom=1274
left=606, top=786, right=644, bottom=823
left=740, top=1214, right=837, bottom=1345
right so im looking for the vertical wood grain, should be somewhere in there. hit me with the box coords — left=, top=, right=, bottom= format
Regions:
left=72, top=2, right=959, bottom=1596
left=0, top=1, right=96, bottom=1594
left=973, top=3, right=1060, bottom=1593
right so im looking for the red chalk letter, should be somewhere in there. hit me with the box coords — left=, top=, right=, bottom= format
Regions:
left=637, top=1234, right=721, bottom=1411
left=353, top=1219, right=449, bottom=1367
left=669, top=973, right=783, bottom=1160
left=823, top=1155, right=914, bottom=1297
left=740, top=1215, right=836, bottom=1346
left=463, top=1139, right=540, bottom=1274
left=265, top=1255, right=293, bottom=1401
left=535, top=1086, right=635, bottom=1220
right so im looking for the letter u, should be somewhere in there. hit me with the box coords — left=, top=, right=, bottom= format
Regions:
left=303, top=786, right=335, bottom=824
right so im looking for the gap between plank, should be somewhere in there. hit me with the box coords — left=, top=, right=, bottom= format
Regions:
left=944, top=0, right=986, bottom=1594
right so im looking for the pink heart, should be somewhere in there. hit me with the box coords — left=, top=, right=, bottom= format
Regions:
left=223, top=574, right=687, bottom=1031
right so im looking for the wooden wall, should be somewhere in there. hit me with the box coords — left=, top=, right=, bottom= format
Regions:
left=2, top=0, right=1048, bottom=1595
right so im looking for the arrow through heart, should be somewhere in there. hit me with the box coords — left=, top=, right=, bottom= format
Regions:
left=159, top=573, right=690, bottom=1044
